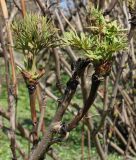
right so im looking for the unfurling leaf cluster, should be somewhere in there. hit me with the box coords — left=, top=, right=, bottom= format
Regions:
left=12, top=13, right=57, bottom=55
left=63, top=9, right=127, bottom=65
left=12, top=13, right=58, bottom=72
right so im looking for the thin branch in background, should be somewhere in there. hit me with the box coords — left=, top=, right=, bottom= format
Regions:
left=35, top=0, right=47, bottom=16
left=87, top=129, right=91, bottom=160
left=91, top=0, right=98, bottom=8
left=36, top=85, right=45, bottom=134
left=81, top=123, right=85, bottom=160
left=103, top=76, right=109, bottom=156
left=59, top=9, right=76, bottom=32
left=6, top=6, right=18, bottom=25
left=0, top=7, right=18, bottom=155
left=0, top=27, right=10, bottom=101
left=53, top=48, right=63, bottom=93
left=85, top=112, right=105, bottom=159
left=95, top=134, right=106, bottom=160
left=98, top=0, right=105, bottom=10
left=16, top=141, right=28, bottom=160
left=0, top=6, right=17, bottom=157
left=111, top=72, right=133, bottom=109
left=128, top=1, right=136, bottom=42
left=21, top=0, right=26, bottom=17
left=60, top=55, right=71, bottom=71
left=2, top=6, right=18, bottom=47
left=128, top=25, right=135, bottom=42
left=37, top=91, right=46, bottom=134
left=103, top=0, right=118, bottom=16
left=13, top=0, right=22, bottom=13
left=72, top=12, right=83, bottom=32
left=54, top=9, right=77, bottom=61
left=0, top=0, right=17, bottom=96
left=39, top=82, right=58, bottom=101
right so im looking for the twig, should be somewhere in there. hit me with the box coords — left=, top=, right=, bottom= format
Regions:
left=53, top=48, right=63, bottom=93
left=35, top=0, right=48, bottom=16
left=93, top=52, right=127, bottom=136
left=0, top=10, right=17, bottom=158
left=59, top=9, right=76, bottom=32
left=13, top=0, right=22, bottom=13
left=16, top=141, right=28, bottom=160
left=37, top=92, right=46, bottom=134
left=98, top=0, right=105, bottom=10
left=99, top=133, right=135, bottom=159
left=54, top=9, right=77, bottom=61
left=81, top=123, right=85, bottom=160
left=67, top=74, right=101, bottom=131
left=21, top=0, right=26, bottom=17
left=87, top=129, right=91, bottom=160
left=29, top=58, right=90, bottom=160
left=103, top=76, right=109, bottom=156
left=36, top=85, right=45, bottom=134
left=103, top=0, right=118, bottom=16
